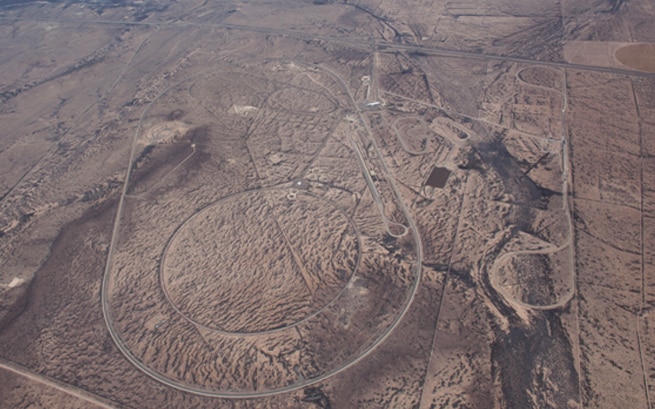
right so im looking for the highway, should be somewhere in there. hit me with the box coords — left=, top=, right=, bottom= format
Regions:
left=1, top=13, right=655, bottom=81
left=2, top=3, right=650, bottom=400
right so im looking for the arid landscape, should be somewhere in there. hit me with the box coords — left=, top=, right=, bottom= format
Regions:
left=0, top=0, right=654, bottom=408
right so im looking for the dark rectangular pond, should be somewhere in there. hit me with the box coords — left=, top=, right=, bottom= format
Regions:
left=426, top=166, right=451, bottom=188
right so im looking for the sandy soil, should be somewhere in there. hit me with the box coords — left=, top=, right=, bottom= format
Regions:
left=0, top=0, right=653, bottom=408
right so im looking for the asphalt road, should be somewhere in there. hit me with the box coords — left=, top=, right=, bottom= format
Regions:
left=2, top=3, right=650, bottom=400
left=97, top=60, right=422, bottom=397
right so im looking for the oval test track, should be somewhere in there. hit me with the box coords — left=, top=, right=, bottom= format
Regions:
left=101, top=62, right=423, bottom=398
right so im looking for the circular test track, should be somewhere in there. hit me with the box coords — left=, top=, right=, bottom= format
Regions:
left=158, top=188, right=363, bottom=336
left=100, top=61, right=423, bottom=398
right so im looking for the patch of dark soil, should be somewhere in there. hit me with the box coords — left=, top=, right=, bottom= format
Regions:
left=184, top=125, right=212, bottom=146
left=0, top=195, right=117, bottom=363
left=0, top=281, right=31, bottom=330
left=458, top=149, right=483, bottom=171
left=509, top=203, right=534, bottom=232
left=80, top=178, right=123, bottom=203
left=491, top=311, right=579, bottom=409
left=127, top=136, right=209, bottom=195
left=491, top=18, right=564, bottom=62
left=518, top=67, right=561, bottom=90
left=165, top=109, right=185, bottom=121
left=303, top=387, right=332, bottom=409
left=349, top=3, right=403, bottom=43
left=381, top=233, right=399, bottom=251
left=127, top=143, right=184, bottom=195
left=464, top=364, right=495, bottom=409
left=602, top=0, right=626, bottom=14
left=449, top=267, right=476, bottom=289
left=1, top=45, right=109, bottom=104
left=513, top=254, right=556, bottom=305
left=475, top=138, right=550, bottom=206
left=481, top=234, right=523, bottom=321
left=332, top=47, right=370, bottom=63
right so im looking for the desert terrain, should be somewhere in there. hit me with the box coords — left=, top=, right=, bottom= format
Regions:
left=0, top=0, right=654, bottom=408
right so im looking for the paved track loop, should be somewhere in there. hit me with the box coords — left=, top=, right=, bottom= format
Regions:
left=100, top=62, right=422, bottom=397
